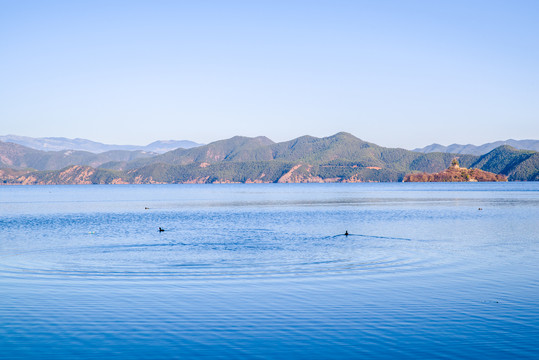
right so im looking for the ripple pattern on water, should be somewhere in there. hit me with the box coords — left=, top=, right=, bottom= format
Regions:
left=0, top=228, right=433, bottom=279
left=1, top=183, right=538, bottom=359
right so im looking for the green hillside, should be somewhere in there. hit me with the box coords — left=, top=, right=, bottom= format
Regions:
left=1, top=134, right=537, bottom=184
left=469, top=145, right=537, bottom=180
left=121, top=132, right=465, bottom=174
left=0, top=141, right=155, bottom=171
left=125, top=136, right=275, bottom=169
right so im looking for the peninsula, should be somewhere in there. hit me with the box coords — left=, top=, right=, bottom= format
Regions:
left=404, top=159, right=507, bottom=182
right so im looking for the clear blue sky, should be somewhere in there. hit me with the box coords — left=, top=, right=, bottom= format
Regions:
left=1, top=0, right=538, bottom=148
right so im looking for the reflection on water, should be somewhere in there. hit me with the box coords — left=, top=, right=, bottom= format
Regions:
left=0, top=183, right=538, bottom=358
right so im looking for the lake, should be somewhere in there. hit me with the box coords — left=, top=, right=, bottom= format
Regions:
left=0, top=183, right=538, bottom=359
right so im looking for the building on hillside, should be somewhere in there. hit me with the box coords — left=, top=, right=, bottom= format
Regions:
left=450, top=158, right=460, bottom=169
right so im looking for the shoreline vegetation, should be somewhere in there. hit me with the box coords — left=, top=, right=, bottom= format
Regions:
left=0, top=133, right=537, bottom=185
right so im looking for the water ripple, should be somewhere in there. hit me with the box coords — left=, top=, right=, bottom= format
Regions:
left=0, top=233, right=438, bottom=280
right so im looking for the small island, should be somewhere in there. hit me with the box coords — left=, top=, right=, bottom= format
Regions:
left=404, top=158, right=507, bottom=182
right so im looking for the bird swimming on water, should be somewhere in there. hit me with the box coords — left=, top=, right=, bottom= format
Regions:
left=159, top=227, right=165, bottom=232
left=345, top=230, right=349, bottom=236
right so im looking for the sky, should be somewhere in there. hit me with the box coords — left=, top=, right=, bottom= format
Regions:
left=1, top=0, right=538, bottom=149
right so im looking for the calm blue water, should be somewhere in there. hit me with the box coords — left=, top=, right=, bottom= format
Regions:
left=0, top=183, right=538, bottom=359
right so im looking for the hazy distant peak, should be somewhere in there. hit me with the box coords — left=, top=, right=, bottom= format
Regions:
left=143, top=140, right=203, bottom=153
left=0, top=135, right=203, bottom=154
left=413, top=139, right=539, bottom=155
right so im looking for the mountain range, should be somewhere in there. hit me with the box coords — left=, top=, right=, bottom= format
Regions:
left=414, top=139, right=539, bottom=155
left=0, top=135, right=202, bottom=154
left=0, top=141, right=156, bottom=171
left=4, top=134, right=538, bottom=157
left=1, top=132, right=537, bottom=184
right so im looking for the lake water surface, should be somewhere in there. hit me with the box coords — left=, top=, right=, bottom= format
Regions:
left=1, top=183, right=538, bottom=358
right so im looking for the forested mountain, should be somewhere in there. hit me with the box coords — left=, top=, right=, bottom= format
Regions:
left=124, top=132, right=461, bottom=171
left=413, top=139, right=539, bottom=155
left=469, top=145, right=539, bottom=181
left=0, top=135, right=202, bottom=153
left=0, top=141, right=155, bottom=171
left=124, top=135, right=276, bottom=169
left=1, top=133, right=537, bottom=184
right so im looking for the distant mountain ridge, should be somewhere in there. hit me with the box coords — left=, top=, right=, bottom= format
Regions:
left=413, top=139, right=539, bottom=155
left=0, top=135, right=203, bottom=154
left=0, top=141, right=156, bottom=171
left=1, top=132, right=537, bottom=184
